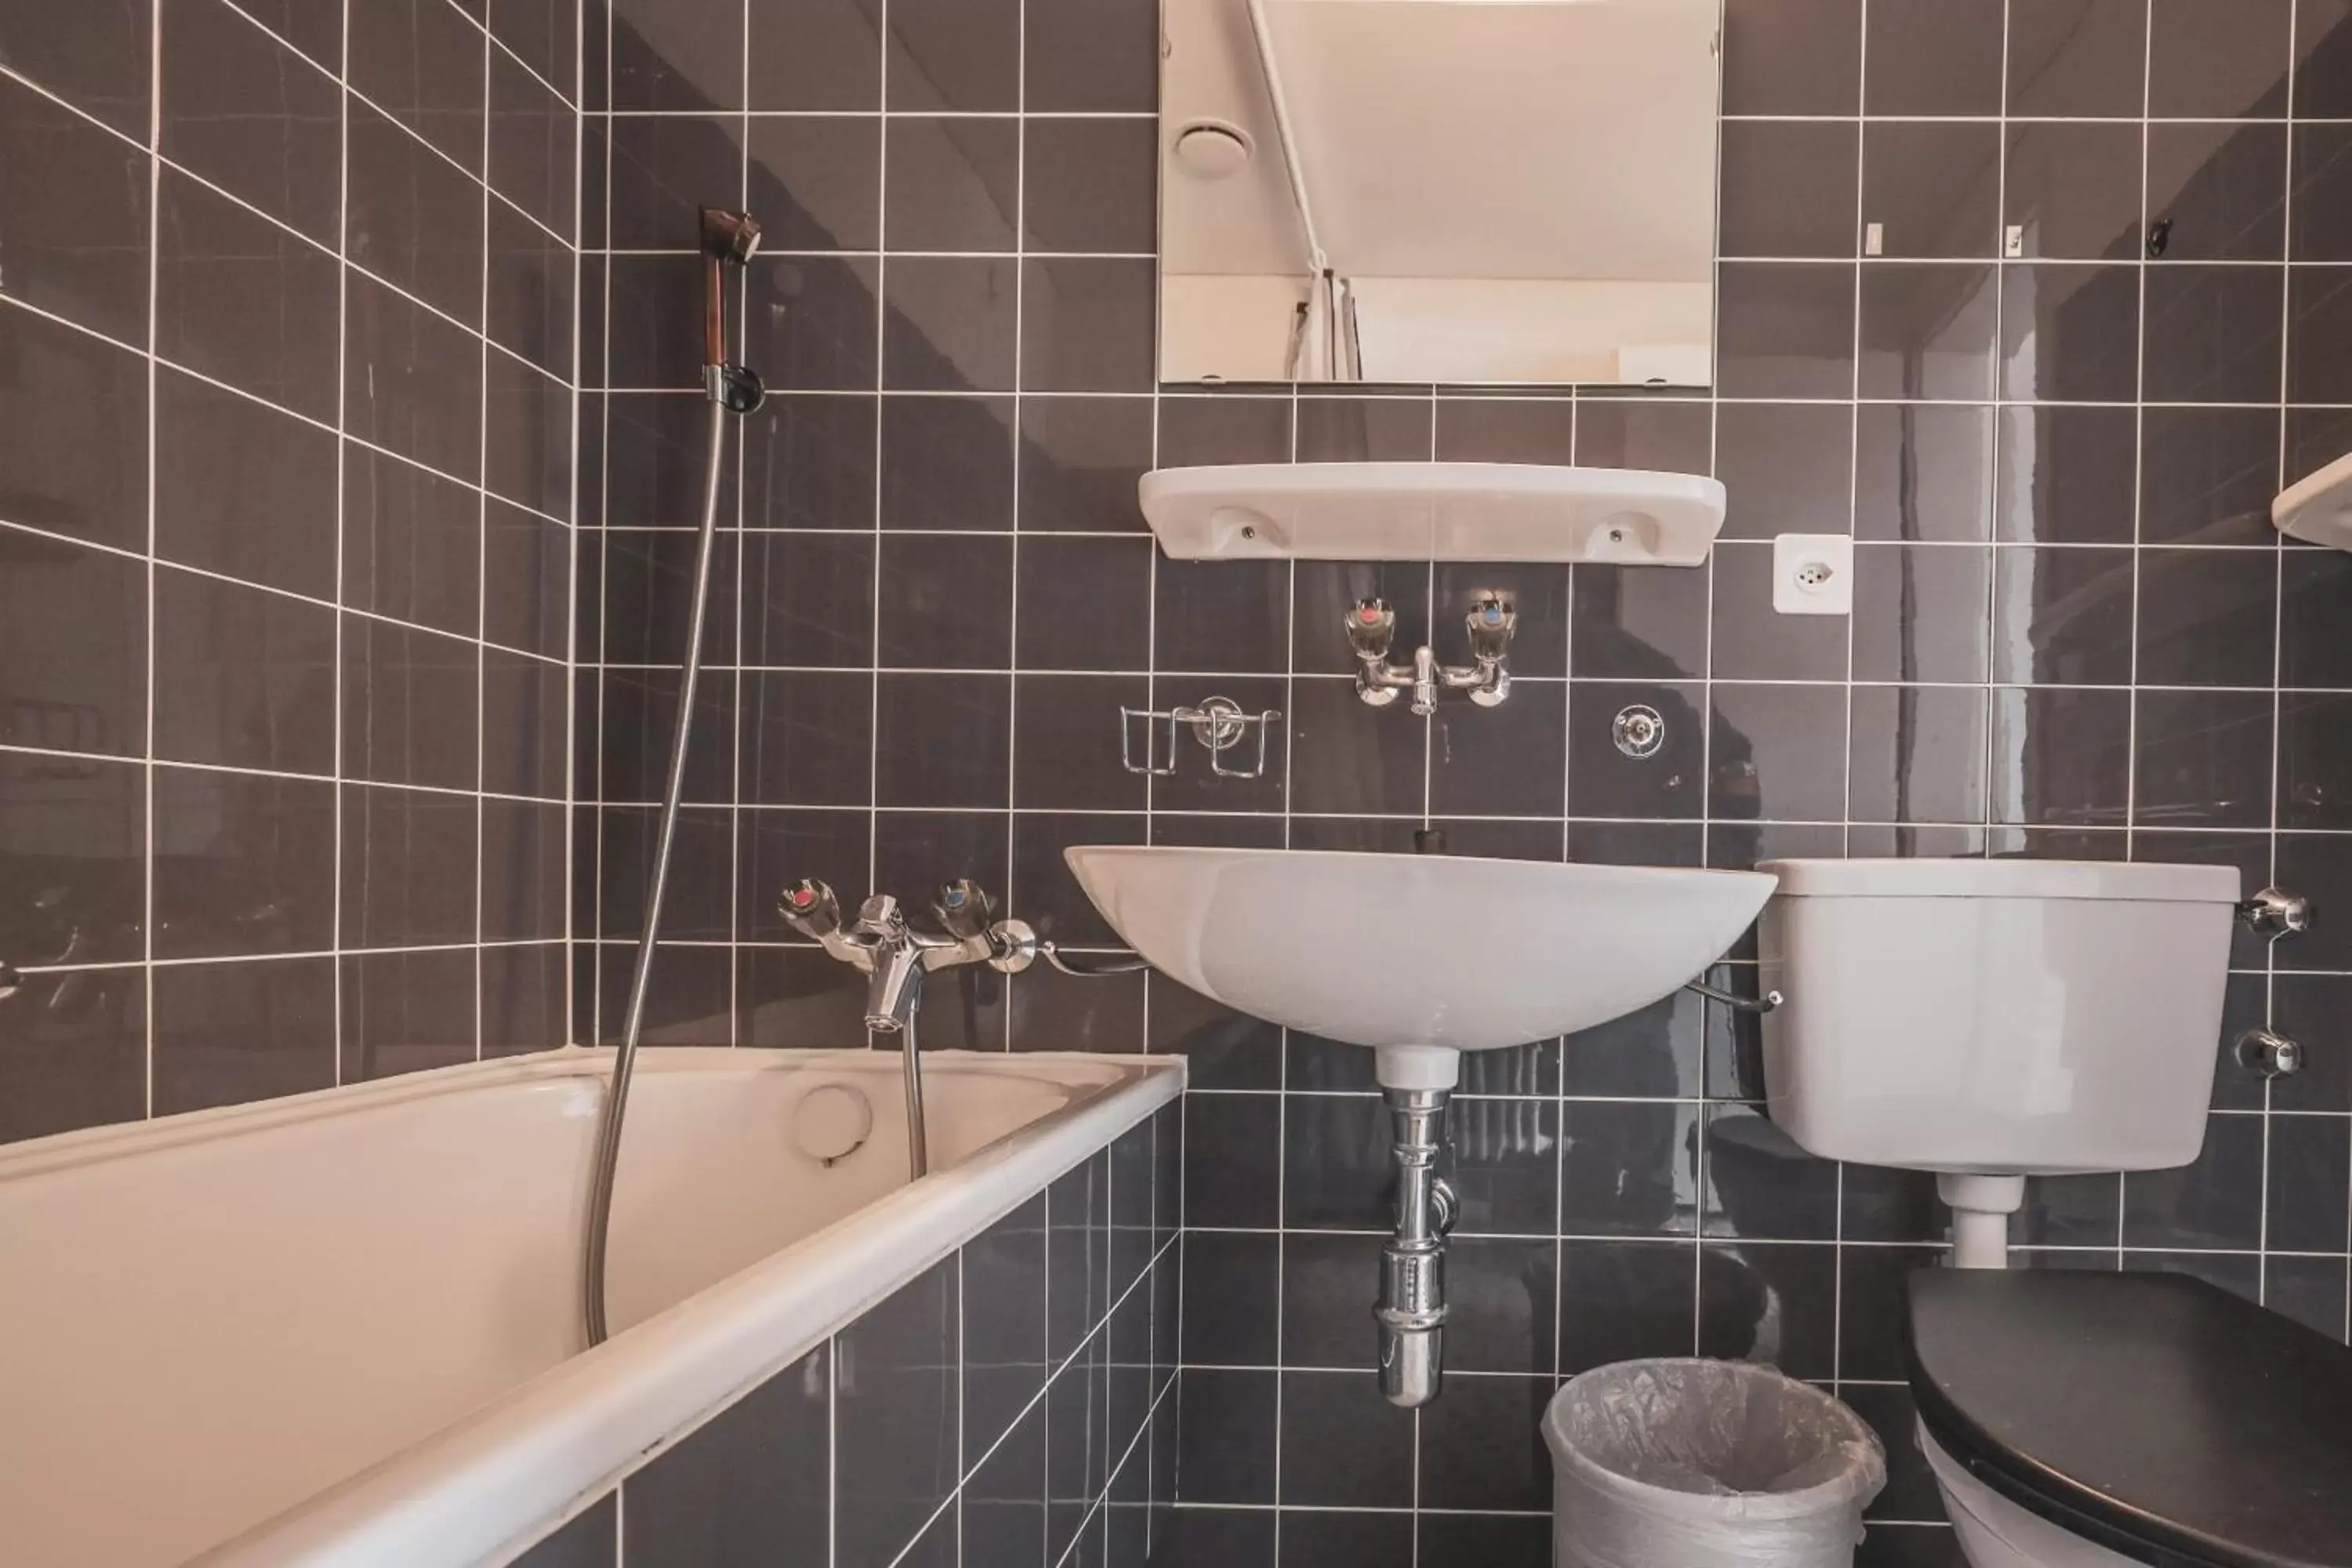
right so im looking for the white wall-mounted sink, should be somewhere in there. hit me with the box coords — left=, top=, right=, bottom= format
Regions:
left=1065, top=846, right=1774, bottom=1087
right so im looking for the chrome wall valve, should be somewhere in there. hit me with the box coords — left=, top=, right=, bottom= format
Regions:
left=2238, top=887, right=2311, bottom=941
left=1347, top=597, right=1515, bottom=713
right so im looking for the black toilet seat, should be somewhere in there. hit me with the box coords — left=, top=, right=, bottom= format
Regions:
left=1904, top=1269, right=2352, bottom=1568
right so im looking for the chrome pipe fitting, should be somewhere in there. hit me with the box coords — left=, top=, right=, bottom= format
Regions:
left=1348, top=598, right=1514, bottom=713
left=1376, top=1085, right=1457, bottom=1409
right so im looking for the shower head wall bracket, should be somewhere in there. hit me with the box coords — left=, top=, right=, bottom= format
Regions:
left=699, top=206, right=766, bottom=412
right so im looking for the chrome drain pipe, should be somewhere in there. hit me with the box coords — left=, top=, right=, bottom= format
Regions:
left=1376, top=1084, right=1457, bottom=1408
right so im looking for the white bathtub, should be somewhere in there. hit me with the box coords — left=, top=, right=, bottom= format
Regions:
left=0, top=1045, right=1182, bottom=1567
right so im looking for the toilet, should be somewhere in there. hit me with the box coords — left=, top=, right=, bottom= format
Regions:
left=1756, top=858, right=2352, bottom=1567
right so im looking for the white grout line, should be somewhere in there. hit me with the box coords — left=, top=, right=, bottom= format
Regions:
left=140, top=0, right=165, bottom=1120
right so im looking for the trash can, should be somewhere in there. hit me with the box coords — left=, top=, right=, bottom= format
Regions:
left=1544, top=1359, right=1886, bottom=1568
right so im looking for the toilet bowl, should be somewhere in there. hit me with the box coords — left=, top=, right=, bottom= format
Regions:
left=1749, top=859, right=2352, bottom=1568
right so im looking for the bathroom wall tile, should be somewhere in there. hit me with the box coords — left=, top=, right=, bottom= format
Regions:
left=151, top=765, right=335, bottom=958
left=964, top=1194, right=1048, bottom=1457
left=2136, top=548, right=2279, bottom=688
left=834, top=1259, right=958, bottom=1567
left=1712, top=543, right=1848, bottom=681
left=0, top=0, right=154, bottom=136
left=622, top=1345, right=830, bottom=1566
left=1174, top=1369, right=1276, bottom=1505
left=2151, top=0, right=2291, bottom=117
left=343, top=615, right=482, bottom=791
left=488, top=49, right=575, bottom=241
left=343, top=445, right=481, bottom=637
left=1860, top=264, right=1998, bottom=402
left=1018, top=397, right=1153, bottom=532
left=0, top=71, right=151, bottom=344
left=2147, top=266, right=2285, bottom=405
left=2001, top=264, right=2140, bottom=405
left=1721, top=122, right=1857, bottom=260
left=350, top=0, right=486, bottom=169
left=1992, top=546, right=2135, bottom=686
left=1865, top=0, right=2004, bottom=114
left=1718, top=263, right=1858, bottom=400
left=1417, top=1374, right=1552, bottom=1511
left=1857, top=405, right=1994, bottom=543
left=1864, top=123, right=2000, bottom=261
left=345, top=268, right=486, bottom=481
left=880, top=395, right=1014, bottom=529
left=1996, top=406, right=2136, bottom=547
left=1022, top=258, right=1156, bottom=393
left=155, top=169, right=340, bottom=423
left=341, top=946, right=475, bottom=1082
left=2011, top=0, right=2149, bottom=117
left=348, top=98, right=485, bottom=328
left=2142, top=408, right=2281, bottom=546
left=151, top=568, right=338, bottom=775
left=1700, top=1240, right=1836, bottom=1377
left=0, top=307, right=149, bottom=554
left=2123, top=1112, right=2266, bottom=1250
left=340, top=783, right=479, bottom=948
left=885, top=118, right=1018, bottom=252
left=1279, top=1373, right=1412, bottom=1508
left=2134, top=690, right=2275, bottom=831
left=151, top=954, right=336, bottom=1114
left=1024, top=119, right=1157, bottom=256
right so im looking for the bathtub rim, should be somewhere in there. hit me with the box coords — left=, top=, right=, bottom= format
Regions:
left=156, top=1046, right=1183, bottom=1568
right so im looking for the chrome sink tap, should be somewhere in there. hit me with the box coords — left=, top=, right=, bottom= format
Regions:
left=1348, top=597, right=1516, bottom=713
left=781, top=878, right=1038, bottom=1178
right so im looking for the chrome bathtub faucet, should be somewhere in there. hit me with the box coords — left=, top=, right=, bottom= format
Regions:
left=1347, top=597, right=1515, bottom=714
left=781, top=878, right=1038, bottom=1181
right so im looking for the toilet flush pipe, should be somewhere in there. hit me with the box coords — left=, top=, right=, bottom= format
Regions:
left=1939, top=1173, right=2026, bottom=1270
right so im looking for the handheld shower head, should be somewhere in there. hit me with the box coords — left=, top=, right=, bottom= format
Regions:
left=701, top=206, right=762, bottom=265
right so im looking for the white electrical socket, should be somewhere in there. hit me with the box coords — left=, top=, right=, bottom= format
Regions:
left=1773, top=533, right=1853, bottom=615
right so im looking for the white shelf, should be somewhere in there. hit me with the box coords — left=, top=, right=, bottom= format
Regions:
left=2275, top=449, right=2352, bottom=551
left=1136, top=461, right=1727, bottom=565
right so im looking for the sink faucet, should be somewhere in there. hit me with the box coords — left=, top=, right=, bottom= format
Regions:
left=780, top=878, right=1037, bottom=1177
left=1348, top=597, right=1515, bottom=714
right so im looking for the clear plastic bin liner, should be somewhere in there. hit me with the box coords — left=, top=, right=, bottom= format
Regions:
left=1544, top=1359, right=1887, bottom=1568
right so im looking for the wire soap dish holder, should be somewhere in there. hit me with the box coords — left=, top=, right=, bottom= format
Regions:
left=1120, top=695, right=1282, bottom=779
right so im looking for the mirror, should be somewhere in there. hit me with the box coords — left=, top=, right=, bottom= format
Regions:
left=1160, top=0, right=1722, bottom=388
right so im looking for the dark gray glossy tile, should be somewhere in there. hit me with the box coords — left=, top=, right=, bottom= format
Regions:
left=884, top=0, right=1016, bottom=111
left=485, top=352, right=572, bottom=519
left=1991, top=685, right=2133, bottom=827
left=0, top=306, right=147, bottom=553
left=2266, top=1255, right=2350, bottom=1343
left=1279, top=1372, right=1411, bottom=1508
left=152, top=568, right=336, bottom=774
left=2137, top=547, right=2278, bottom=688
left=2147, top=265, right=2284, bottom=405
left=2281, top=692, right=2352, bottom=831
left=599, top=526, right=738, bottom=666
left=1417, top=1373, right=1551, bottom=1510
left=1866, top=0, right=2004, bottom=114
left=1853, top=543, right=1991, bottom=684
left=741, top=530, right=873, bottom=668
left=1716, top=403, right=1852, bottom=542
left=1286, top=677, right=1421, bottom=818
left=1569, top=681, right=1705, bottom=821
left=152, top=953, right=335, bottom=1114
left=1576, top=400, right=1709, bottom=475
left=1295, top=396, right=1433, bottom=463
left=0, top=68, right=148, bottom=347
left=1723, top=0, right=1859, bottom=114
left=340, top=782, right=478, bottom=946
left=1417, top=1515, right=1548, bottom=1568
left=1448, top=1097, right=1559, bottom=1235
left=1277, top=1230, right=1379, bottom=1367
left=1860, top=264, right=1998, bottom=401
left=350, top=0, right=486, bottom=170
left=484, top=502, right=567, bottom=661
left=1022, top=258, right=1154, bottom=393
left=1048, top=1152, right=1110, bottom=1359
left=2136, top=689, right=2275, bottom=831
left=1992, top=546, right=2134, bottom=685
left=1428, top=685, right=1565, bottom=818
left=2010, top=0, right=2148, bottom=114
left=739, top=670, right=871, bottom=807
left=1024, top=118, right=1156, bottom=256
left=480, top=797, right=564, bottom=940
left=1849, top=685, right=1991, bottom=825
left=741, top=393, right=875, bottom=531
left=345, top=268, right=485, bottom=480
left=343, top=444, right=480, bottom=637
left=884, top=256, right=1016, bottom=390
left=1864, top=122, right=1999, bottom=260
left=152, top=368, right=336, bottom=598
left=0, top=0, right=152, bottom=136
left=2152, top=0, right=2292, bottom=117
left=876, top=532, right=1010, bottom=668
left=1853, top=404, right=1994, bottom=545
left=1433, top=397, right=1572, bottom=463
left=603, top=256, right=702, bottom=391
left=746, top=254, right=880, bottom=392
left=342, top=615, right=481, bottom=789
left=884, top=116, right=1016, bottom=252
left=749, top=0, right=880, bottom=110
left=2281, top=546, right=2352, bottom=689
left=2299, top=0, right=2352, bottom=118
left=1186, top=1093, right=1280, bottom=1229
left=481, top=650, right=566, bottom=797
left=488, top=47, right=575, bottom=240
left=745, top=115, right=880, bottom=251
left=1014, top=536, right=1151, bottom=672
left=1700, top=1240, right=1836, bottom=1377
left=1018, top=396, right=1152, bottom=532
left=162, top=0, right=339, bottom=245
left=608, top=0, right=740, bottom=112
left=2005, top=123, right=2142, bottom=263
left=965, top=1404, right=1046, bottom=1568
left=2000, top=264, right=2140, bottom=405
left=834, top=1259, right=957, bottom=1566
left=965, top=1193, right=1048, bottom=1458
left=880, top=394, right=1014, bottom=529
left=341, top=946, right=475, bottom=1082
left=2142, top=408, right=2281, bottom=546
left=1721, top=121, right=1857, bottom=259
left=155, top=169, right=339, bottom=423
left=0, top=527, right=146, bottom=757
left=1573, top=561, right=1707, bottom=680
left=2154, top=123, right=2286, bottom=263
left=873, top=673, right=1009, bottom=807
left=2123, top=1112, right=2265, bottom=1249
left=1711, top=684, right=1849, bottom=823
left=1996, top=405, right=2136, bottom=546
left=1719, top=263, right=1857, bottom=400
left=1011, top=680, right=1146, bottom=813
left=733, top=807, right=869, bottom=942
left=151, top=764, right=333, bottom=957
left=622, top=1346, right=830, bottom=1568
left=1026, top=0, right=1156, bottom=111
left=488, top=0, right=575, bottom=101
left=1161, top=396, right=1293, bottom=469
left=1175, top=1369, right=1276, bottom=1505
